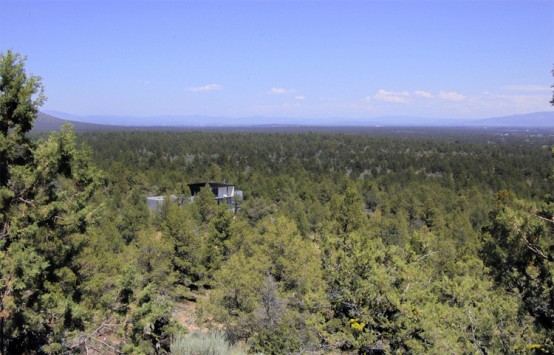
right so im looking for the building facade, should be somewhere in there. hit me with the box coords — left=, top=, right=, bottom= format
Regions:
left=147, top=181, right=242, bottom=211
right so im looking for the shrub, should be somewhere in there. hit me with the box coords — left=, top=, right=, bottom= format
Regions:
left=170, top=331, right=246, bottom=355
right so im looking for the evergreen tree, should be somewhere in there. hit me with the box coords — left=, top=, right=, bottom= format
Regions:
left=0, top=51, right=100, bottom=353
left=1, top=49, right=46, bottom=353
left=481, top=191, right=554, bottom=351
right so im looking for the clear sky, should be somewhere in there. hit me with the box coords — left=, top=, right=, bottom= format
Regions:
left=1, top=0, right=553, bottom=122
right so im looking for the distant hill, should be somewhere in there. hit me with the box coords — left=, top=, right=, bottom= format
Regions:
left=469, top=112, right=554, bottom=128
left=43, top=110, right=223, bottom=127
left=349, top=112, right=554, bottom=127
left=33, top=112, right=120, bottom=132
left=33, top=112, right=106, bottom=133
left=34, top=110, right=554, bottom=131
left=33, top=112, right=204, bottom=132
left=31, top=112, right=68, bottom=132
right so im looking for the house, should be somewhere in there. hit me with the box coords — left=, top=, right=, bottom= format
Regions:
left=187, top=181, right=243, bottom=209
left=146, top=181, right=242, bottom=211
left=146, top=195, right=179, bottom=210
left=146, top=195, right=167, bottom=210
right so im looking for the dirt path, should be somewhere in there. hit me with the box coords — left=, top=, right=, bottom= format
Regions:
left=173, top=293, right=212, bottom=333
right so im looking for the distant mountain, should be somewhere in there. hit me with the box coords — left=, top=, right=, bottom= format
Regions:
left=345, top=116, right=459, bottom=127
left=37, top=110, right=554, bottom=130
left=468, top=112, right=554, bottom=127
left=42, top=110, right=457, bottom=127
left=349, top=112, right=554, bottom=127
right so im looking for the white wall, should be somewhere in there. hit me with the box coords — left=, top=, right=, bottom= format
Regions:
left=217, top=186, right=235, bottom=198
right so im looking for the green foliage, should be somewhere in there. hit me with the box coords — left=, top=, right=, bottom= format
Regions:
left=159, top=198, right=205, bottom=285
left=203, top=216, right=327, bottom=351
left=1, top=51, right=102, bottom=353
left=203, top=205, right=235, bottom=272
left=194, top=185, right=219, bottom=224
left=117, top=187, right=150, bottom=244
left=3, top=53, right=554, bottom=352
left=481, top=192, right=554, bottom=350
left=80, top=129, right=548, bottom=353
left=0, top=50, right=45, bottom=139
left=239, top=196, right=275, bottom=226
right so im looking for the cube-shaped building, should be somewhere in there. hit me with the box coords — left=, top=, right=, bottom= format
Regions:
left=187, top=181, right=243, bottom=208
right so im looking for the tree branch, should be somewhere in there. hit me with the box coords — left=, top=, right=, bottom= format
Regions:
left=69, top=321, right=121, bottom=354
left=415, top=251, right=438, bottom=263
left=467, top=309, right=485, bottom=355
left=531, top=213, right=554, bottom=225
left=521, top=234, right=550, bottom=261
left=0, top=223, right=8, bottom=239
left=18, top=197, right=35, bottom=206
left=512, top=222, right=551, bottom=261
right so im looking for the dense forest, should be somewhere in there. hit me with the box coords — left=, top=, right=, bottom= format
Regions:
left=2, top=50, right=554, bottom=354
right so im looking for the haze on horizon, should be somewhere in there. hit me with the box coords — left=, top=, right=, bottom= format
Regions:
left=1, top=0, right=553, bottom=125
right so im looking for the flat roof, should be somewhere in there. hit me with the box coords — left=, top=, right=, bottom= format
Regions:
left=187, top=181, right=235, bottom=188
left=147, top=196, right=166, bottom=201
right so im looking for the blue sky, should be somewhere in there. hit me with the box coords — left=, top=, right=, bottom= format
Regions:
left=1, top=0, right=553, bottom=122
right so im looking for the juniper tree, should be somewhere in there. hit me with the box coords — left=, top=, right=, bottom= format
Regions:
left=0, top=50, right=100, bottom=353
left=0, top=49, right=45, bottom=354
